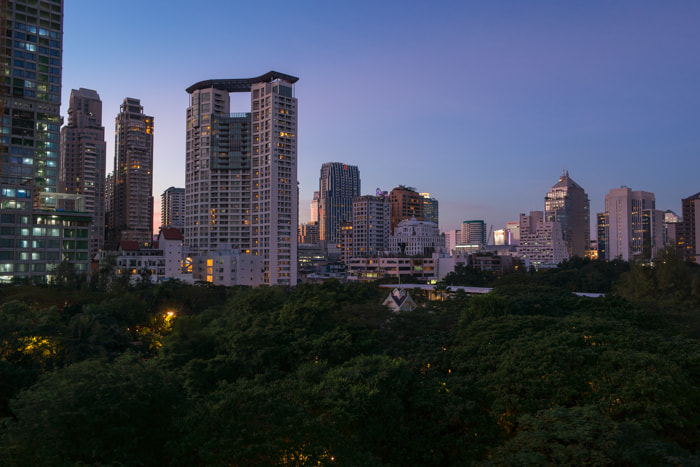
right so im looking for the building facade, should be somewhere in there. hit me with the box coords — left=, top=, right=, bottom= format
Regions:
left=0, top=0, right=95, bottom=283
left=389, top=217, right=444, bottom=256
left=185, top=71, right=299, bottom=285
left=517, top=211, right=568, bottom=269
left=389, top=186, right=422, bottom=233
left=60, top=88, right=106, bottom=259
left=460, top=220, right=487, bottom=246
left=352, top=194, right=390, bottom=258
left=318, top=162, right=360, bottom=252
left=421, top=192, right=439, bottom=225
left=679, top=192, right=700, bottom=263
left=107, top=98, right=154, bottom=248
left=597, top=187, right=664, bottom=262
left=161, top=186, right=185, bottom=231
left=544, top=171, right=590, bottom=258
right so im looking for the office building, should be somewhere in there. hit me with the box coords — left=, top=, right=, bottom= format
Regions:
left=544, top=171, right=590, bottom=258
left=506, top=221, right=520, bottom=245
left=389, top=186, right=422, bottom=233
left=310, top=191, right=320, bottom=223
left=0, top=0, right=94, bottom=284
left=597, top=187, right=663, bottom=262
left=60, top=88, right=106, bottom=259
left=352, top=193, right=390, bottom=258
left=185, top=71, right=298, bottom=285
left=318, top=162, right=360, bottom=251
left=460, top=220, right=487, bottom=246
left=107, top=98, right=153, bottom=248
left=679, top=192, right=700, bottom=263
left=517, top=211, right=568, bottom=269
left=161, top=186, right=185, bottom=230
left=421, top=192, right=439, bottom=225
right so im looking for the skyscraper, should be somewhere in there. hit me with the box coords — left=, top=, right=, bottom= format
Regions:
left=60, top=88, right=106, bottom=258
left=107, top=98, right=154, bottom=248
left=597, top=187, right=664, bottom=262
left=0, top=0, right=93, bottom=283
left=185, top=71, right=298, bottom=285
left=161, top=186, right=185, bottom=231
left=544, top=171, right=590, bottom=258
left=420, top=192, right=439, bottom=225
left=318, top=162, right=360, bottom=251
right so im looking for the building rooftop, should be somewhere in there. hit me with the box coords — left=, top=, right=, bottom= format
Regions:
left=186, top=71, right=299, bottom=94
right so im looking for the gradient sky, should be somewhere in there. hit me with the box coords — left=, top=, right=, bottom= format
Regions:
left=61, top=1, right=700, bottom=235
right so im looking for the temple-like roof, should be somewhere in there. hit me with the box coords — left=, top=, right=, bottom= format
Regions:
left=186, top=71, right=299, bottom=94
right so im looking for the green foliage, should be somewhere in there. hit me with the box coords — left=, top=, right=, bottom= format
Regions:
left=1, top=353, right=183, bottom=466
left=0, top=268, right=699, bottom=465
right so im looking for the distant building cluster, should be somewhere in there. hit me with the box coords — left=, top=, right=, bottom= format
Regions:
left=0, top=2, right=696, bottom=286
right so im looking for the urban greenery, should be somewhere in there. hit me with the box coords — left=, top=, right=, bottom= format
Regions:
left=0, top=256, right=699, bottom=465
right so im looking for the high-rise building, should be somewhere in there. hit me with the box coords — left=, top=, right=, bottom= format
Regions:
left=389, top=186, right=422, bottom=233
left=185, top=71, right=298, bottom=285
left=0, top=1, right=94, bottom=284
left=318, top=162, right=360, bottom=251
left=597, top=187, right=664, bottom=262
left=420, top=192, right=439, bottom=225
left=352, top=194, right=390, bottom=258
left=60, top=88, right=106, bottom=259
left=107, top=98, right=153, bottom=248
left=679, top=192, right=700, bottom=263
left=544, top=171, right=590, bottom=258
left=161, top=186, right=185, bottom=230
left=310, top=191, right=320, bottom=223
left=518, top=211, right=568, bottom=269
left=460, top=220, right=487, bottom=246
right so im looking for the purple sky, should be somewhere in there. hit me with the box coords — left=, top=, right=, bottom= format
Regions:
left=61, top=1, right=700, bottom=235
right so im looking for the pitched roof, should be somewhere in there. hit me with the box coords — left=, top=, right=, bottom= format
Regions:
left=160, top=228, right=184, bottom=241
left=119, top=241, right=141, bottom=251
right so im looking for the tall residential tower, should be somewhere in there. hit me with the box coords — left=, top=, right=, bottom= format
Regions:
left=185, top=71, right=298, bottom=285
left=106, top=98, right=154, bottom=248
left=60, top=88, right=106, bottom=258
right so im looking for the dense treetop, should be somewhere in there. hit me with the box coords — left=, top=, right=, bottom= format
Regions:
left=1, top=256, right=699, bottom=465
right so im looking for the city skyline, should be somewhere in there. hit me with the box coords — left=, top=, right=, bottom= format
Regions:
left=61, top=1, right=700, bottom=234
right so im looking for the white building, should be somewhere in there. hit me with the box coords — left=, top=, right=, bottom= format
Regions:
left=389, top=217, right=445, bottom=256
left=185, top=72, right=298, bottom=285
left=517, top=211, right=568, bottom=269
left=161, top=187, right=185, bottom=230
left=190, top=246, right=262, bottom=286
left=114, top=229, right=190, bottom=283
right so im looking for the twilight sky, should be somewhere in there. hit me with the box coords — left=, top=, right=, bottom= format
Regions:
left=61, top=1, right=700, bottom=235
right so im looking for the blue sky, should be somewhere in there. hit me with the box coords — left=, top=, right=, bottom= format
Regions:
left=61, top=1, right=700, bottom=234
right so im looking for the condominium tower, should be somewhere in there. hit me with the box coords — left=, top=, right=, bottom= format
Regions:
left=60, top=88, right=107, bottom=258
left=318, top=162, right=360, bottom=252
left=185, top=71, right=298, bottom=285
left=597, top=187, right=663, bottom=262
left=544, top=171, right=590, bottom=258
left=161, top=186, right=185, bottom=230
left=106, top=98, right=154, bottom=248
